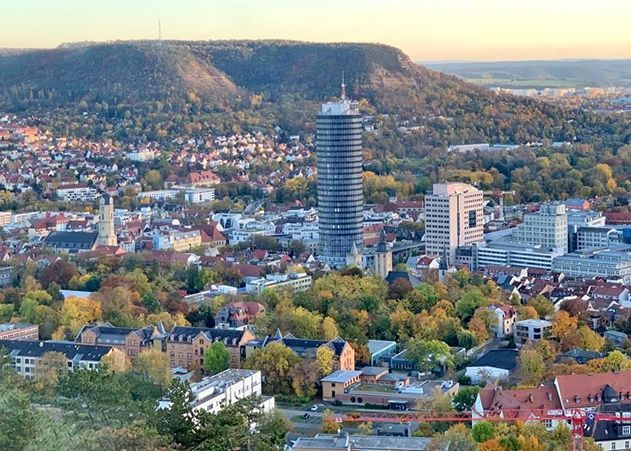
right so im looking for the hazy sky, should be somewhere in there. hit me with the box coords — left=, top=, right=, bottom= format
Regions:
left=3, top=0, right=631, bottom=61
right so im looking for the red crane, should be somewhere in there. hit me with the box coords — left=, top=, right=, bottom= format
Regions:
left=326, top=408, right=629, bottom=451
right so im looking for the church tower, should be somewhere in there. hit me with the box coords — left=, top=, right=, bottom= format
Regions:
left=373, top=228, right=393, bottom=279
left=97, top=194, right=117, bottom=246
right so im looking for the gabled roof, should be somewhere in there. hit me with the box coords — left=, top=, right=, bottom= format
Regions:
left=556, top=370, right=631, bottom=410
left=0, top=339, right=112, bottom=361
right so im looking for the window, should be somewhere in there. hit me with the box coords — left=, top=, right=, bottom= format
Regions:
left=624, top=426, right=631, bottom=436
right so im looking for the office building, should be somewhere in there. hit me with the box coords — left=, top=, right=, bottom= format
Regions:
left=424, top=182, right=484, bottom=264
left=552, top=245, right=631, bottom=284
left=475, top=241, right=562, bottom=270
left=512, top=203, right=568, bottom=253
left=317, top=81, right=364, bottom=268
left=157, top=369, right=275, bottom=414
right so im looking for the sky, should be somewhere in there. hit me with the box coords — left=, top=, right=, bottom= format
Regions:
left=3, top=0, right=631, bottom=61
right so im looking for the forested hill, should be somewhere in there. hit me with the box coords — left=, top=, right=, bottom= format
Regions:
left=0, top=40, right=629, bottom=148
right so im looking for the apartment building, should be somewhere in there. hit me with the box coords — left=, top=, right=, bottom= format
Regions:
left=56, top=184, right=99, bottom=202
left=76, top=322, right=165, bottom=359
left=424, top=183, right=484, bottom=264
left=165, top=326, right=255, bottom=369
left=515, top=319, right=552, bottom=346
left=0, top=340, right=124, bottom=377
left=248, top=332, right=356, bottom=371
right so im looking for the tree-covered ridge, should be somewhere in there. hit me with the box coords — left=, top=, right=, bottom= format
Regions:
left=1, top=40, right=629, bottom=149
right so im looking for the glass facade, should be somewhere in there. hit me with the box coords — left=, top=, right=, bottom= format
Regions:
left=317, top=105, right=364, bottom=267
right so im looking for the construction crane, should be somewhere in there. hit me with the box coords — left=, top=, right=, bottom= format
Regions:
left=326, top=408, right=629, bottom=451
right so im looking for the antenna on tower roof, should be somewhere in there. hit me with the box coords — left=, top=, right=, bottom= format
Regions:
left=158, top=20, right=162, bottom=42
left=340, top=71, right=347, bottom=100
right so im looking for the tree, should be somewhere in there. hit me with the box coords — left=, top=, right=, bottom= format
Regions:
left=472, top=421, right=497, bottom=443
left=143, top=170, right=163, bottom=190
left=551, top=311, right=578, bottom=340
left=39, top=259, right=79, bottom=289
left=452, top=386, right=480, bottom=412
left=34, top=351, right=69, bottom=388
left=203, top=341, right=231, bottom=374
left=244, top=342, right=300, bottom=395
left=588, top=350, right=631, bottom=372
left=289, top=359, right=320, bottom=397
left=528, top=296, right=554, bottom=319
left=428, top=424, right=476, bottom=451
left=321, top=316, right=339, bottom=340
left=54, top=295, right=102, bottom=339
left=155, top=379, right=197, bottom=447
left=358, top=421, right=373, bottom=435
left=316, top=346, right=335, bottom=376
left=455, top=290, right=488, bottom=321
left=561, top=326, right=604, bottom=352
left=519, top=348, right=546, bottom=386
left=406, top=339, right=455, bottom=374
left=133, top=348, right=172, bottom=388
left=101, top=349, right=131, bottom=374
left=321, top=409, right=339, bottom=434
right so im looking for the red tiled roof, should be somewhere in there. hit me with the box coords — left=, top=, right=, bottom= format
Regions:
left=556, top=370, right=631, bottom=410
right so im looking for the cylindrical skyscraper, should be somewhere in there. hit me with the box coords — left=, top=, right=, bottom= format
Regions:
left=317, top=84, right=364, bottom=268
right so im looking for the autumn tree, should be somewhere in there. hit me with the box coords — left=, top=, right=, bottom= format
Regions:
left=519, top=348, right=546, bottom=386
left=35, top=351, right=68, bottom=389
left=551, top=311, right=578, bottom=340
left=133, top=348, right=172, bottom=388
left=101, top=349, right=132, bottom=374
left=244, top=342, right=300, bottom=395
left=316, top=346, right=334, bottom=376
left=53, top=295, right=102, bottom=339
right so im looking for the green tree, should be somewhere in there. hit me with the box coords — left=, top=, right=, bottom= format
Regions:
left=155, top=379, right=197, bottom=447
left=519, top=348, right=546, bottom=386
left=406, top=339, right=455, bottom=374
left=452, top=386, right=480, bottom=412
left=472, top=421, right=496, bottom=443
left=203, top=341, right=231, bottom=374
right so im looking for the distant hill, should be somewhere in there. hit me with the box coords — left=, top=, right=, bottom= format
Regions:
left=425, top=59, right=631, bottom=88
left=0, top=41, right=629, bottom=148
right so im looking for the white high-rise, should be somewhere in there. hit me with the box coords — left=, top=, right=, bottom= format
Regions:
left=512, top=202, right=568, bottom=253
left=424, top=183, right=484, bottom=264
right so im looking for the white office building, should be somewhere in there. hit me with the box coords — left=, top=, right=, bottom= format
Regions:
left=552, top=245, right=631, bottom=284
left=424, top=183, right=484, bottom=264
left=246, top=272, right=312, bottom=294
left=157, top=369, right=275, bottom=414
left=512, top=203, right=568, bottom=253
left=476, top=241, right=561, bottom=270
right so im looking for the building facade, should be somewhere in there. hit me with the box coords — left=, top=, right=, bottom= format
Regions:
left=0, top=323, right=39, bottom=341
left=424, top=183, right=484, bottom=264
left=165, top=326, right=255, bottom=369
left=513, top=202, right=568, bottom=253
left=317, top=84, right=364, bottom=268
left=0, top=339, right=124, bottom=378
left=157, top=369, right=275, bottom=414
